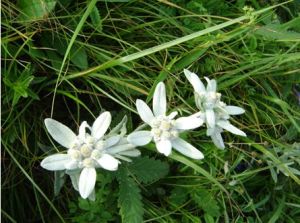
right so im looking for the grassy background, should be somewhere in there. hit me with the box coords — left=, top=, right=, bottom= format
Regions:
left=2, top=0, right=300, bottom=222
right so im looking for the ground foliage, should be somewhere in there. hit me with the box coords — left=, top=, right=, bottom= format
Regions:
left=2, top=0, right=300, bottom=222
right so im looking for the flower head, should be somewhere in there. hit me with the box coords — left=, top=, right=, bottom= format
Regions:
left=184, top=69, right=246, bottom=149
left=127, top=82, right=204, bottom=159
left=41, top=112, right=139, bottom=199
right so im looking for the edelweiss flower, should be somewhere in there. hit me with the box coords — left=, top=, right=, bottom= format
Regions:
left=127, top=82, right=204, bottom=159
left=41, top=112, right=139, bottom=199
left=184, top=69, right=246, bottom=149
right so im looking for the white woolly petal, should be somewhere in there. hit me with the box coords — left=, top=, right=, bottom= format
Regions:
left=191, top=111, right=206, bottom=120
left=217, top=120, right=246, bottom=136
left=127, top=131, right=152, bottom=146
left=211, top=132, right=225, bottom=149
left=209, top=79, right=217, bottom=92
left=172, top=138, right=204, bottom=159
left=156, top=140, right=172, bottom=156
left=206, top=109, right=215, bottom=128
left=184, top=69, right=205, bottom=93
left=97, top=154, right=119, bottom=171
left=116, top=137, right=129, bottom=145
left=136, top=99, right=154, bottom=125
left=79, top=167, right=96, bottom=199
left=44, top=118, right=77, bottom=149
left=64, top=160, right=79, bottom=170
left=204, top=77, right=217, bottom=92
left=113, top=154, right=132, bottom=162
left=41, top=154, right=71, bottom=171
left=206, top=128, right=215, bottom=136
left=118, top=149, right=141, bottom=157
left=106, top=144, right=136, bottom=154
left=225, top=106, right=245, bottom=115
left=153, top=82, right=167, bottom=116
left=175, top=116, right=203, bottom=130
left=104, top=135, right=121, bottom=148
left=69, top=172, right=80, bottom=191
left=168, top=111, right=178, bottom=120
left=92, top=112, right=111, bottom=140
left=88, top=189, right=95, bottom=201
left=79, top=121, right=89, bottom=141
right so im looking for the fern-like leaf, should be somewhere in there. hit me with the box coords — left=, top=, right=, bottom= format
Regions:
left=128, top=156, right=169, bottom=184
left=190, top=188, right=221, bottom=217
left=117, top=167, right=144, bottom=223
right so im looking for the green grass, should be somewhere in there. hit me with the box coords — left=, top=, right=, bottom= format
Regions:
left=2, top=0, right=300, bottom=222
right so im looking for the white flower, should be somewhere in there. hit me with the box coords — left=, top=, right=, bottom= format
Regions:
left=184, top=69, right=246, bottom=149
left=41, top=112, right=139, bottom=199
left=127, top=82, right=204, bottom=159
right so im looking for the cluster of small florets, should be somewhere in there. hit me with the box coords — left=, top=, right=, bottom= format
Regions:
left=150, top=116, right=178, bottom=142
left=184, top=69, right=246, bottom=149
left=67, top=135, right=105, bottom=168
left=195, top=91, right=222, bottom=111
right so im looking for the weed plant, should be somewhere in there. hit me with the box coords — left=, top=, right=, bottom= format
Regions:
left=2, top=0, right=300, bottom=222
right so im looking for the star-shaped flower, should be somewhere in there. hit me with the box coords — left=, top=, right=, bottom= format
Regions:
left=41, top=112, right=139, bottom=199
left=184, top=69, right=246, bottom=149
left=127, top=82, right=204, bottom=159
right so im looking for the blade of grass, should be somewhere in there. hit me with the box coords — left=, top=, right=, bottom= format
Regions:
left=51, top=0, right=98, bottom=117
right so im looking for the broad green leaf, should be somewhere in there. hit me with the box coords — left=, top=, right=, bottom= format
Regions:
left=204, top=214, right=215, bottom=223
left=69, top=45, right=88, bottom=70
left=90, top=6, right=102, bottom=32
left=169, top=187, right=189, bottom=206
left=53, top=37, right=88, bottom=70
left=173, top=48, right=207, bottom=72
left=128, top=156, right=169, bottom=184
left=117, top=168, right=143, bottom=223
left=18, top=0, right=57, bottom=21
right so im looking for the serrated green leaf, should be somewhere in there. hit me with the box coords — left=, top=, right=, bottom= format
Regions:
left=90, top=6, right=102, bottom=32
left=117, top=168, right=143, bottom=223
left=128, top=156, right=169, bottom=184
left=190, top=188, right=221, bottom=217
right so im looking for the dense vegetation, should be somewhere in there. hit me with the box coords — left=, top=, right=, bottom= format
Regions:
left=2, top=0, right=300, bottom=222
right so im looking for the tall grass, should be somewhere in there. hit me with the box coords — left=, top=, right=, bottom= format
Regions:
left=2, top=0, right=300, bottom=222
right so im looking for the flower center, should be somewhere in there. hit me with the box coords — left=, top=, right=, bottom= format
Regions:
left=196, top=92, right=222, bottom=110
left=150, top=116, right=178, bottom=142
left=68, top=136, right=106, bottom=168
left=83, top=158, right=94, bottom=168
left=68, top=149, right=81, bottom=160
left=80, top=144, right=92, bottom=157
